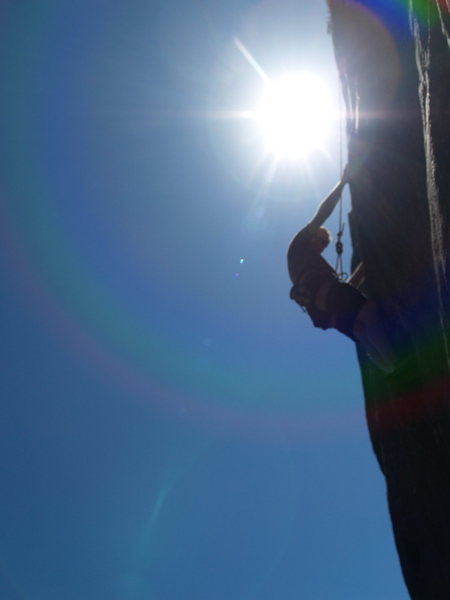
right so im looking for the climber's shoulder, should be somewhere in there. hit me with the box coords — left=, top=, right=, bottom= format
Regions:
left=288, top=222, right=315, bottom=252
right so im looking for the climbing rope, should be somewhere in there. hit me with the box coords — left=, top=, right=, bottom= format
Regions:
left=334, top=82, right=348, bottom=281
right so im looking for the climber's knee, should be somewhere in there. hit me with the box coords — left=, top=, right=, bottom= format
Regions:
left=323, top=280, right=367, bottom=341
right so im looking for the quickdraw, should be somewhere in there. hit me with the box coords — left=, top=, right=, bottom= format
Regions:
left=335, top=222, right=348, bottom=281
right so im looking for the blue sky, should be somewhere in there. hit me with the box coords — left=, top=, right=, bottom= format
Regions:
left=0, top=1, right=409, bottom=598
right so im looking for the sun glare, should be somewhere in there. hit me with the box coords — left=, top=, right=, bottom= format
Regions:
left=255, top=72, right=335, bottom=160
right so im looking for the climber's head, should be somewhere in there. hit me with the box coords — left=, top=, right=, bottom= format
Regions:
left=311, top=226, right=331, bottom=253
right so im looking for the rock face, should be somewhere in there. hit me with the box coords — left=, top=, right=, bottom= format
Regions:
left=327, top=2, right=450, bottom=598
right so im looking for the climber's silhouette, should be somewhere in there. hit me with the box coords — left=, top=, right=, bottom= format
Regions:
left=287, top=166, right=397, bottom=373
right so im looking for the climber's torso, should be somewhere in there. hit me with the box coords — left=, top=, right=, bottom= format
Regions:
left=287, top=224, right=337, bottom=298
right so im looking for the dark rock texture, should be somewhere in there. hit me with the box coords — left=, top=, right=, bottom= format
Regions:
left=327, top=2, right=450, bottom=598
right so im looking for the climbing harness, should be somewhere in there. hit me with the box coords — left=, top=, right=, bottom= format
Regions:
left=290, top=284, right=308, bottom=312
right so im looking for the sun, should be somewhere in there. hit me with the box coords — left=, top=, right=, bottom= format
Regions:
left=254, top=72, right=335, bottom=160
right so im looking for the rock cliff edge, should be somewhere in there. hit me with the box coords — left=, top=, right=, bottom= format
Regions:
left=327, top=2, right=450, bottom=598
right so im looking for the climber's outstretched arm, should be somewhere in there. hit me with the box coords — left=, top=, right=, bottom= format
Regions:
left=308, top=179, right=345, bottom=231
left=308, top=165, right=351, bottom=231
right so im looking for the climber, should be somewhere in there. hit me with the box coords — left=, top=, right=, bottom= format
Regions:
left=287, top=166, right=397, bottom=373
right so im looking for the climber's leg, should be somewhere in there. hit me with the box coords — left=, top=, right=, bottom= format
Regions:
left=321, top=281, right=398, bottom=372
left=353, top=300, right=398, bottom=373
left=323, top=280, right=366, bottom=341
